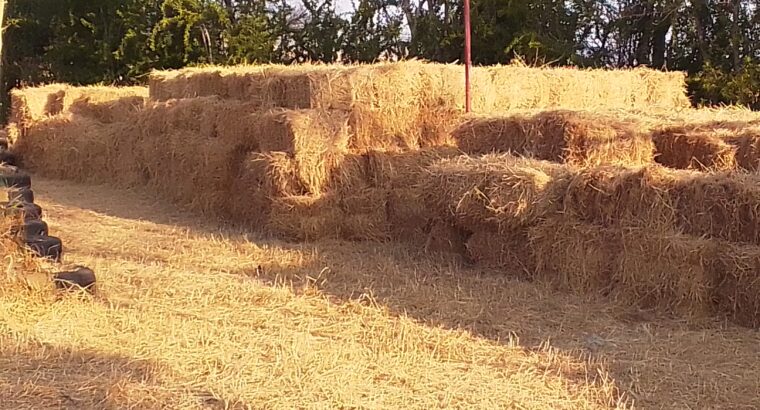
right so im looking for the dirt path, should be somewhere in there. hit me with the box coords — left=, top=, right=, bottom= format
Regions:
left=0, top=177, right=758, bottom=409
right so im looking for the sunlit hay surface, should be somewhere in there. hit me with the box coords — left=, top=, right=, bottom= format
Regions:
left=3, top=177, right=759, bottom=409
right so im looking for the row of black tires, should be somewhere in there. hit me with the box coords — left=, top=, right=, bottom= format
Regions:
left=0, top=140, right=95, bottom=291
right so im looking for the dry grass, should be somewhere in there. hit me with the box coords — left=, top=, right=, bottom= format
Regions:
left=2, top=177, right=759, bottom=409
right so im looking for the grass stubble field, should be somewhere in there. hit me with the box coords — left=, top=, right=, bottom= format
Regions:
left=2, top=61, right=760, bottom=409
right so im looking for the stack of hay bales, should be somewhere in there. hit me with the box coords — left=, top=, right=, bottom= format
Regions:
left=422, top=153, right=760, bottom=327
left=8, top=61, right=689, bottom=243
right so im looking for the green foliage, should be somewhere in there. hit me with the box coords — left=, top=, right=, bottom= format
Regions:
left=1, top=0, right=759, bottom=111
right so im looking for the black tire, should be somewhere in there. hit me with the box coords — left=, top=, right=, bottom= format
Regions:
left=0, top=166, right=30, bottom=188
left=25, top=235, right=63, bottom=262
left=10, top=219, right=49, bottom=239
left=8, top=187, right=34, bottom=203
left=3, top=201, right=42, bottom=220
left=0, top=151, right=17, bottom=166
left=54, top=267, right=96, bottom=292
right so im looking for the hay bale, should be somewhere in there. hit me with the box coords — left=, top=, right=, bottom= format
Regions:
left=257, top=109, right=350, bottom=195
left=452, top=111, right=654, bottom=166
left=422, top=154, right=572, bottom=232
left=338, top=189, right=390, bottom=241
left=562, top=165, right=677, bottom=228
left=724, top=130, right=760, bottom=171
left=366, top=146, right=462, bottom=188
left=618, top=228, right=720, bottom=315
left=387, top=188, right=431, bottom=241
left=466, top=230, right=534, bottom=276
left=669, top=171, right=760, bottom=245
left=267, top=195, right=341, bottom=241
left=424, top=220, right=469, bottom=258
left=9, top=85, right=148, bottom=129
left=714, top=243, right=760, bottom=327
left=652, top=127, right=737, bottom=171
left=529, top=218, right=621, bottom=293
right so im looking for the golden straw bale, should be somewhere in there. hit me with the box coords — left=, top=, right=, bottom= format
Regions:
left=366, top=146, right=462, bottom=188
left=451, top=115, right=528, bottom=155
left=527, top=110, right=654, bottom=166
left=652, top=127, right=737, bottom=171
left=618, top=228, right=721, bottom=315
left=562, top=165, right=677, bottom=228
left=325, top=153, right=370, bottom=194
left=529, top=218, right=622, bottom=293
left=465, top=230, right=534, bottom=276
left=452, top=111, right=654, bottom=166
left=422, top=154, right=571, bottom=232
left=258, top=109, right=350, bottom=194
left=714, top=242, right=760, bottom=327
left=241, top=152, right=305, bottom=197
left=267, top=195, right=341, bottom=241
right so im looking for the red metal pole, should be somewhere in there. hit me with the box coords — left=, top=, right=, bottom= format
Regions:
left=464, top=0, right=472, bottom=113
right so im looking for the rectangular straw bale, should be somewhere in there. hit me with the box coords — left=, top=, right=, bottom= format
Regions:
left=423, top=220, right=469, bottom=258
left=267, top=195, right=341, bottom=241
left=529, top=217, right=621, bottom=293
left=366, top=146, right=462, bottom=188
left=421, top=154, right=572, bottom=232
left=258, top=109, right=350, bottom=195
left=12, top=115, right=124, bottom=183
left=618, top=227, right=721, bottom=315
left=387, top=188, right=431, bottom=241
left=714, top=242, right=760, bottom=327
left=652, top=127, right=737, bottom=171
left=338, top=189, right=390, bottom=241
left=9, top=84, right=148, bottom=131
left=562, top=165, right=678, bottom=228
left=466, top=230, right=534, bottom=276
left=486, top=65, right=691, bottom=112
left=669, top=171, right=760, bottom=244
left=452, top=111, right=654, bottom=166
left=723, top=129, right=760, bottom=171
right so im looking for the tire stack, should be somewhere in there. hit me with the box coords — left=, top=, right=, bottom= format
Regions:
left=0, top=136, right=96, bottom=292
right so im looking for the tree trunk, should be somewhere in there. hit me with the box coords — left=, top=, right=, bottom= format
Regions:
left=731, top=0, right=741, bottom=71
left=0, top=0, right=7, bottom=124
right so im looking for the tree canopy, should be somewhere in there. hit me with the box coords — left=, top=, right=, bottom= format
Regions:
left=2, top=0, right=759, bottom=111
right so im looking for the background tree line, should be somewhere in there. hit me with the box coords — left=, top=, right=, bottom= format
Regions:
left=1, top=0, right=759, bottom=115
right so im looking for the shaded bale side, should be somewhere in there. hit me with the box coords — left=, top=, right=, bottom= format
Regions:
left=387, top=188, right=431, bottom=241
left=466, top=229, right=534, bottom=276
left=618, top=228, right=721, bottom=316
left=452, top=111, right=654, bottom=167
left=366, top=146, right=462, bottom=188
left=669, top=171, right=760, bottom=245
left=562, top=165, right=677, bottom=228
left=724, top=130, right=760, bottom=171
left=338, top=188, right=391, bottom=241
left=652, top=128, right=737, bottom=171
left=424, top=220, right=470, bottom=259
left=11, top=115, right=134, bottom=185
left=421, top=154, right=572, bottom=232
left=714, top=243, right=760, bottom=328
left=529, top=218, right=621, bottom=293
left=266, top=195, right=342, bottom=241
